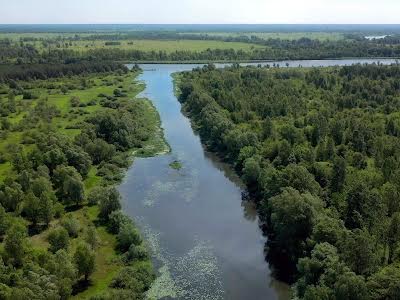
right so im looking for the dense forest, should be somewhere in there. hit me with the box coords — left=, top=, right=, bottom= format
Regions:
left=1, top=33, right=400, bottom=63
left=177, top=63, right=400, bottom=299
left=0, top=64, right=165, bottom=299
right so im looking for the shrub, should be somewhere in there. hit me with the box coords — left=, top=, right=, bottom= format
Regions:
left=117, top=223, right=142, bottom=252
left=70, top=96, right=80, bottom=107
left=61, top=215, right=80, bottom=238
left=48, top=227, right=70, bottom=253
left=87, top=186, right=108, bottom=206
left=98, top=187, right=121, bottom=221
left=124, top=244, right=149, bottom=262
left=108, top=210, right=132, bottom=234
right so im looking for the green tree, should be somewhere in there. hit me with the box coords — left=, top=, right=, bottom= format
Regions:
left=381, top=183, right=400, bottom=216
left=108, top=210, right=131, bottom=234
left=387, top=212, right=400, bottom=263
left=23, top=192, right=41, bottom=226
left=74, top=243, right=95, bottom=281
left=269, top=188, right=323, bottom=264
left=43, top=147, right=66, bottom=172
left=85, top=225, right=99, bottom=249
left=0, top=204, right=9, bottom=235
left=99, top=187, right=121, bottom=221
left=4, top=222, right=28, bottom=267
left=242, top=156, right=261, bottom=187
left=117, top=223, right=142, bottom=252
left=342, top=229, right=379, bottom=276
left=61, top=214, right=80, bottom=238
left=367, top=264, right=400, bottom=300
left=87, top=186, right=108, bottom=206
left=48, top=227, right=70, bottom=253
left=0, top=181, right=24, bottom=212
left=53, top=166, right=85, bottom=205
left=334, top=271, right=368, bottom=300
left=331, top=156, right=346, bottom=193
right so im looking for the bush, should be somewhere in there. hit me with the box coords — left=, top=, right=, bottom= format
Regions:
left=53, top=202, right=65, bottom=219
left=87, top=186, right=108, bottom=206
left=87, top=99, right=97, bottom=106
left=22, top=91, right=38, bottom=100
left=61, top=215, right=80, bottom=238
left=108, top=210, right=132, bottom=234
left=99, top=187, right=121, bottom=221
left=70, top=96, right=80, bottom=107
left=124, top=244, right=149, bottom=262
left=110, top=264, right=154, bottom=293
left=48, top=227, right=70, bottom=253
left=117, top=223, right=142, bottom=252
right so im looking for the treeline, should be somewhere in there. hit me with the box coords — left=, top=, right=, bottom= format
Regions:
left=0, top=61, right=129, bottom=82
left=2, top=35, right=400, bottom=64
left=0, top=71, right=155, bottom=298
left=178, top=63, right=400, bottom=299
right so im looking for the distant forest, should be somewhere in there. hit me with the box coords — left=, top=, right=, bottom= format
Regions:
left=2, top=29, right=400, bottom=63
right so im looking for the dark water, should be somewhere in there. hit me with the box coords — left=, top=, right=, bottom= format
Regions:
left=120, top=59, right=397, bottom=300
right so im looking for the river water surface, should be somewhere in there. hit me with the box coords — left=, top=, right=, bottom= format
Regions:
left=120, top=59, right=397, bottom=300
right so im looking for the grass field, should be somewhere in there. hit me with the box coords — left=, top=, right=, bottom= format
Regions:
left=30, top=39, right=263, bottom=53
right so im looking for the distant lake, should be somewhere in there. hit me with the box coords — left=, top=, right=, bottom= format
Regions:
left=365, top=35, right=390, bottom=40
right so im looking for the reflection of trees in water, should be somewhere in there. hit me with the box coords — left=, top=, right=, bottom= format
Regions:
left=204, top=147, right=293, bottom=288
left=203, top=151, right=245, bottom=188
left=240, top=193, right=258, bottom=222
left=263, top=229, right=297, bottom=285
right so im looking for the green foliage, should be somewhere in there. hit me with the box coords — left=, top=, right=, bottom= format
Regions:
left=85, top=225, right=99, bottom=250
left=0, top=204, right=9, bottom=235
left=48, top=227, right=70, bottom=253
left=178, top=64, right=400, bottom=298
left=4, top=222, right=28, bottom=267
left=53, top=165, right=85, bottom=205
left=110, top=264, right=154, bottom=296
left=87, top=186, right=108, bottom=206
left=117, top=223, right=142, bottom=253
left=98, top=187, right=121, bottom=221
left=61, top=214, right=81, bottom=238
left=107, top=210, right=132, bottom=234
left=74, top=242, right=96, bottom=281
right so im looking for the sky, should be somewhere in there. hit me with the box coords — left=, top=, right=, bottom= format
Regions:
left=0, top=0, right=400, bottom=24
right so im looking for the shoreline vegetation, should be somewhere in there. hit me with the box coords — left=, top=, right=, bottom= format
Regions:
left=177, top=63, right=400, bottom=299
left=0, top=62, right=169, bottom=299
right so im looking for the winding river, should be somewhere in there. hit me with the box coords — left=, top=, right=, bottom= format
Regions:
left=120, top=59, right=398, bottom=300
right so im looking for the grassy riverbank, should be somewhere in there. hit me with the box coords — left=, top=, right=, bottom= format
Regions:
left=0, top=67, right=168, bottom=299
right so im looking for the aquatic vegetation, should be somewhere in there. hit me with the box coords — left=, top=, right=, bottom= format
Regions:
left=144, top=225, right=224, bottom=300
left=169, top=160, right=183, bottom=170
left=173, top=241, right=224, bottom=300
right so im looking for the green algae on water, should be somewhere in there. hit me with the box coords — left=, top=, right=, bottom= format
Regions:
left=169, top=160, right=182, bottom=170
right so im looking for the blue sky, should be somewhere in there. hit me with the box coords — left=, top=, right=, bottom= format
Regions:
left=1, top=0, right=399, bottom=24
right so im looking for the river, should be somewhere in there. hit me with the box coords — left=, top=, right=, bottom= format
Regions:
left=120, top=58, right=397, bottom=300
